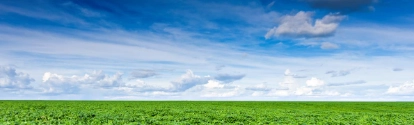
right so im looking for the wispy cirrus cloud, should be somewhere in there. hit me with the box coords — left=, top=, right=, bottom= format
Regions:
left=305, top=0, right=378, bottom=13
left=328, top=80, right=366, bottom=86
left=326, top=70, right=350, bottom=77
left=320, top=42, right=340, bottom=49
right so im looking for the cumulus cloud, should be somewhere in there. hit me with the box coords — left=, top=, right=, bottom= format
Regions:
left=122, top=70, right=234, bottom=94
left=328, top=80, right=366, bottom=86
left=41, top=70, right=123, bottom=94
left=306, top=77, right=325, bottom=87
left=326, top=70, right=350, bottom=77
left=204, top=80, right=225, bottom=89
left=276, top=69, right=339, bottom=96
left=41, top=72, right=80, bottom=94
left=120, top=79, right=169, bottom=92
left=129, top=69, right=158, bottom=79
left=306, top=0, right=378, bottom=13
left=279, top=69, right=300, bottom=90
left=171, top=70, right=210, bottom=91
left=291, top=77, right=326, bottom=96
left=214, top=73, right=245, bottom=83
left=0, top=66, right=34, bottom=90
left=320, top=42, right=340, bottom=49
left=294, top=77, right=341, bottom=96
left=265, top=11, right=345, bottom=39
left=278, top=69, right=343, bottom=97
left=386, top=80, right=414, bottom=95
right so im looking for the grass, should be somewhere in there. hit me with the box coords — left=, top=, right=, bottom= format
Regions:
left=1, top=101, right=413, bottom=124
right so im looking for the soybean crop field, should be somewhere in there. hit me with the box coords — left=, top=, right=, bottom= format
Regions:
left=1, top=101, right=414, bottom=124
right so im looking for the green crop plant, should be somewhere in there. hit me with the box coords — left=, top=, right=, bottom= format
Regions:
left=0, top=101, right=413, bottom=124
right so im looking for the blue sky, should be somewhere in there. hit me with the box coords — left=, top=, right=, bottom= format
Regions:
left=1, top=0, right=414, bottom=100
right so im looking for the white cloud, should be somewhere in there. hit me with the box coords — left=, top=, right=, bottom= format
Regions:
left=306, top=77, right=325, bottom=87
left=91, top=71, right=123, bottom=88
left=274, top=70, right=341, bottom=97
left=41, top=72, right=80, bottom=94
left=265, top=11, right=345, bottom=39
left=118, top=70, right=241, bottom=96
left=171, top=70, right=210, bottom=91
left=386, top=80, right=414, bottom=95
left=0, top=66, right=34, bottom=90
left=204, top=80, right=225, bottom=89
left=292, top=77, right=328, bottom=96
left=320, top=42, right=340, bottom=49
left=119, top=79, right=172, bottom=93
left=41, top=71, right=123, bottom=94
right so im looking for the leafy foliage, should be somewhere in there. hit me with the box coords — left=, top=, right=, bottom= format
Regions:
left=1, top=101, right=413, bottom=124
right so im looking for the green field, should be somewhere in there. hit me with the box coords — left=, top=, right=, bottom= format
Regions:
left=1, top=101, right=414, bottom=124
